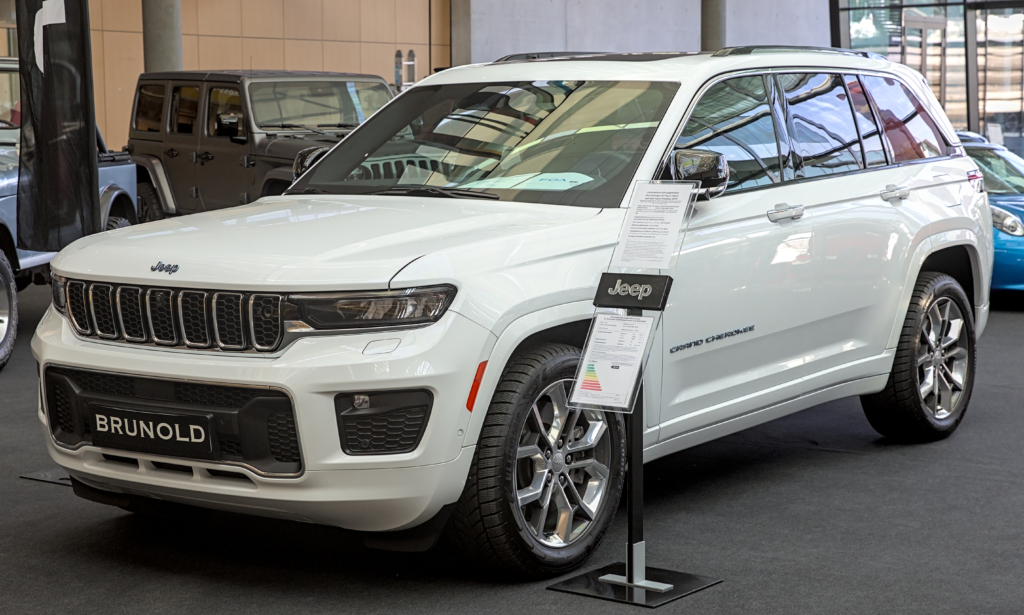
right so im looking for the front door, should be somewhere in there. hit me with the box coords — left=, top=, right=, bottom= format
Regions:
left=658, top=74, right=821, bottom=441
left=196, top=84, right=253, bottom=210
left=164, top=83, right=203, bottom=214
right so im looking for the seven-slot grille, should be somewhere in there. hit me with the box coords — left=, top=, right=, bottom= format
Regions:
left=66, top=280, right=283, bottom=352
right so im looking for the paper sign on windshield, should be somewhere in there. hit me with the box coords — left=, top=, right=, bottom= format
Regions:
left=610, top=182, right=695, bottom=270
left=570, top=314, right=654, bottom=410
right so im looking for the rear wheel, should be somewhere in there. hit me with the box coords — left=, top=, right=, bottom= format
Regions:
left=861, top=272, right=976, bottom=442
left=0, top=250, right=17, bottom=373
left=448, top=343, right=626, bottom=578
left=137, top=182, right=165, bottom=222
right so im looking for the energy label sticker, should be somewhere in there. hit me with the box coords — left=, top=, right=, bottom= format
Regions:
left=570, top=313, right=654, bottom=409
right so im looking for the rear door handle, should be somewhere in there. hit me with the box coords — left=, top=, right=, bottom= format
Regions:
left=197, top=152, right=214, bottom=162
left=766, top=203, right=804, bottom=223
left=880, top=184, right=910, bottom=203
left=164, top=148, right=178, bottom=158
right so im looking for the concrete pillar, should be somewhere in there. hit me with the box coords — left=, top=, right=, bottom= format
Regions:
left=701, top=0, right=727, bottom=52
left=141, top=0, right=183, bottom=73
left=450, top=0, right=473, bottom=67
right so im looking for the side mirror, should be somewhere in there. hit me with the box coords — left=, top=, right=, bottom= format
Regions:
left=216, top=113, right=242, bottom=139
left=293, top=146, right=330, bottom=179
left=671, top=149, right=729, bottom=200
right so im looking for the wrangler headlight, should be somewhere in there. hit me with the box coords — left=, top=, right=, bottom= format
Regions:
left=283, top=285, right=456, bottom=330
left=992, top=205, right=1024, bottom=237
left=51, top=271, right=66, bottom=314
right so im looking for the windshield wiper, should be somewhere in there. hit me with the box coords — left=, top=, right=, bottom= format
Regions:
left=284, top=186, right=336, bottom=195
left=260, top=123, right=327, bottom=135
left=369, top=187, right=500, bottom=200
left=317, top=122, right=360, bottom=129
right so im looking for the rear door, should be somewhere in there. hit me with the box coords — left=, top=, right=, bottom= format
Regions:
left=196, top=83, right=252, bottom=210
left=164, top=82, right=203, bottom=214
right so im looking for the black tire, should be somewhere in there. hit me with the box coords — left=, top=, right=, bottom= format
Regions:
left=0, top=250, right=17, bottom=373
left=137, top=182, right=165, bottom=222
left=447, top=343, right=626, bottom=578
left=861, top=272, right=976, bottom=442
left=105, top=216, right=131, bottom=231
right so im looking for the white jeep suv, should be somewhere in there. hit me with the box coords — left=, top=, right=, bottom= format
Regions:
left=33, top=48, right=993, bottom=577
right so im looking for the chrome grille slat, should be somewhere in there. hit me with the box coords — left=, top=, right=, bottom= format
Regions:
left=178, top=290, right=211, bottom=348
left=116, top=286, right=148, bottom=342
left=146, top=288, right=178, bottom=346
left=213, top=292, right=247, bottom=350
left=249, top=294, right=283, bottom=351
left=66, top=281, right=92, bottom=335
left=89, top=284, right=119, bottom=339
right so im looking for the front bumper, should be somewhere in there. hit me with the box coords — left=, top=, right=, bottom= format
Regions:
left=992, top=229, right=1024, bottom=291
left=32, top=305, right=494, bottom=531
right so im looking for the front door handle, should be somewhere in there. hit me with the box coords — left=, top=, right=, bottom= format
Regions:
left=164, top=148, right=178, bottom=158
left=880, top=184, right=910, bottom=203
left=197, top=152, right=214, bottom=162
left=766, top=203, right=804, bottom=223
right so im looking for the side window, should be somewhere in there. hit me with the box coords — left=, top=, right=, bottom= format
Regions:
left=676, top=75, right=781, bottom=191
left=861, top=75, right=947, bottom=161
left=133, top=84, right=165, bottom=133
left=170, top=85, right=200, bottom=134
left=207, top=86, right=246, bottom=139
left=843, top=74, right=887, bottom=168
left=776, top=73, right=861, bottom=177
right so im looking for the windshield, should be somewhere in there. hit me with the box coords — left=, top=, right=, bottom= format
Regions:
left=291, top=80, right=680, bottom=208
left=966, top=146, right=1024, bottom=195
left=249, top=80, right=392, bottom=130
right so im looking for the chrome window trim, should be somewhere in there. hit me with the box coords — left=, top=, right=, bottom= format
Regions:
left=146, top=288, right=179, bottom=346
left=248, top=293, right=283, bottom=352
left=178, top=290, right=212, bottom=349
left=116, top=286, right=149, bottom=343
left=40, top=362, right=303, bottom=479
left=212, top=291, right=247, bottom=351
left=654, top=66, right=960, bottom=195
left=66, top=281, right=92, bottom=335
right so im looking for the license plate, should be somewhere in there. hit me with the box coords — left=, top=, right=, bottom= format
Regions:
left=89, top=407, right=215, bottom=460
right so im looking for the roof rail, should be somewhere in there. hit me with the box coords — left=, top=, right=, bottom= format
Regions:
left=493, top=51, right=604, bottom=63
left=713, top=45, right=887, bottom=61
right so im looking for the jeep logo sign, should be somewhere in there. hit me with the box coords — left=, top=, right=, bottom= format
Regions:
left=593, top=273, right=672, bottom=311
left=608, top=279, right=654, bottom=301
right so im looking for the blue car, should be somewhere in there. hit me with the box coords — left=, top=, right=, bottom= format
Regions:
left=964, top=143, right=1024, bottom=290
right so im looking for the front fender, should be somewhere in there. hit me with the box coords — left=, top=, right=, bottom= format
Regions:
left=132, top=155, right=176, bottom=215
left=99, top=183, right=133, bottom=224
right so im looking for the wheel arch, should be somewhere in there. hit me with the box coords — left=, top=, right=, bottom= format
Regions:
left=0, top=221, right=17, bottom=272
left=99, top=183, right=138, bottom=226
left=460, top=302, right=594, bottom=449
left=132, top=155, right=177, bottom=214
left=887, top=232, right=986, bottom=350
left=260, top=167, right=296, bottom=197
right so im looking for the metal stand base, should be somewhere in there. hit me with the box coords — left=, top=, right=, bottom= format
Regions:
left=20, top=468, right=72, bottom=486
left=549, top=563, right=722, bottom=608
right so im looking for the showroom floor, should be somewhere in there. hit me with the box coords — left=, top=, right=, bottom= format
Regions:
left=3, top=285, right=1024, bottom=614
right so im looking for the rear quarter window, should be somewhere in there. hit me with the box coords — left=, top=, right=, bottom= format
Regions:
left=134, top=84, right=165, bottom=133
left=861, top=75, right=948, bottom=161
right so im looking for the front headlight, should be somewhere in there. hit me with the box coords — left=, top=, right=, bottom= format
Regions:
left=283, top=285, right=456, bottom=330
left=992, top=205, right=1024, bottom=237
left=51, top=271, right=66, bottom=314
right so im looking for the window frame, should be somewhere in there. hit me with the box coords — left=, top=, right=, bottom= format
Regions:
left=128, top=80, right=170, bottom=139
left=655, top=67, right=960, bottom=196
left=167, top=81, right=205, bottom=136
left=205, top=84, right=247, bottom=141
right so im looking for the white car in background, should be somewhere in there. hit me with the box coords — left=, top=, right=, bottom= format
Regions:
left=33, top=47, right=992, bottom=577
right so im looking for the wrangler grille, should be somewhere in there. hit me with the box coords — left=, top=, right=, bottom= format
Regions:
left=65, top=280, right=284, bottom=353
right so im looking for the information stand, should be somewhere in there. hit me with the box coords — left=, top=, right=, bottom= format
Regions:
left=548, top=181, right=722, bottom=608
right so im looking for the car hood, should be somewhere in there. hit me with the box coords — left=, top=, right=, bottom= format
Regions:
left=258, top=133, right=347, bottom=160
left=51, top=195, right=604, bottom=291
left=988, top=193, right=1024, bottom=217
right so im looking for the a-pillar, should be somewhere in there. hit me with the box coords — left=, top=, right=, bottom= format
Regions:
left=141, top=0, right=183, bottom=73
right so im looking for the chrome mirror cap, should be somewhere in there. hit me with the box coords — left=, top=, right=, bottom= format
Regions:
left=671, top=149, right=729, bottom=200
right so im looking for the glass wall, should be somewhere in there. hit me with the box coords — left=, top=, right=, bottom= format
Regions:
left=835, top=0, right=1024, bottom=157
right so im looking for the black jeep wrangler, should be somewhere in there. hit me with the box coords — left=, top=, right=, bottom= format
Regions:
left=125, top=70, right=393, bottom=220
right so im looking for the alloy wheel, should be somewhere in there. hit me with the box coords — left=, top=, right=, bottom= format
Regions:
left=916, top=297, right=970, bottom=420
left=514, top=378, right=612, bottom=548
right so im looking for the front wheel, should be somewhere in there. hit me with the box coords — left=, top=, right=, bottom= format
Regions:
left=861, top=272, right=976, bottom=442
left=448, top=343, right=626, bottom=578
